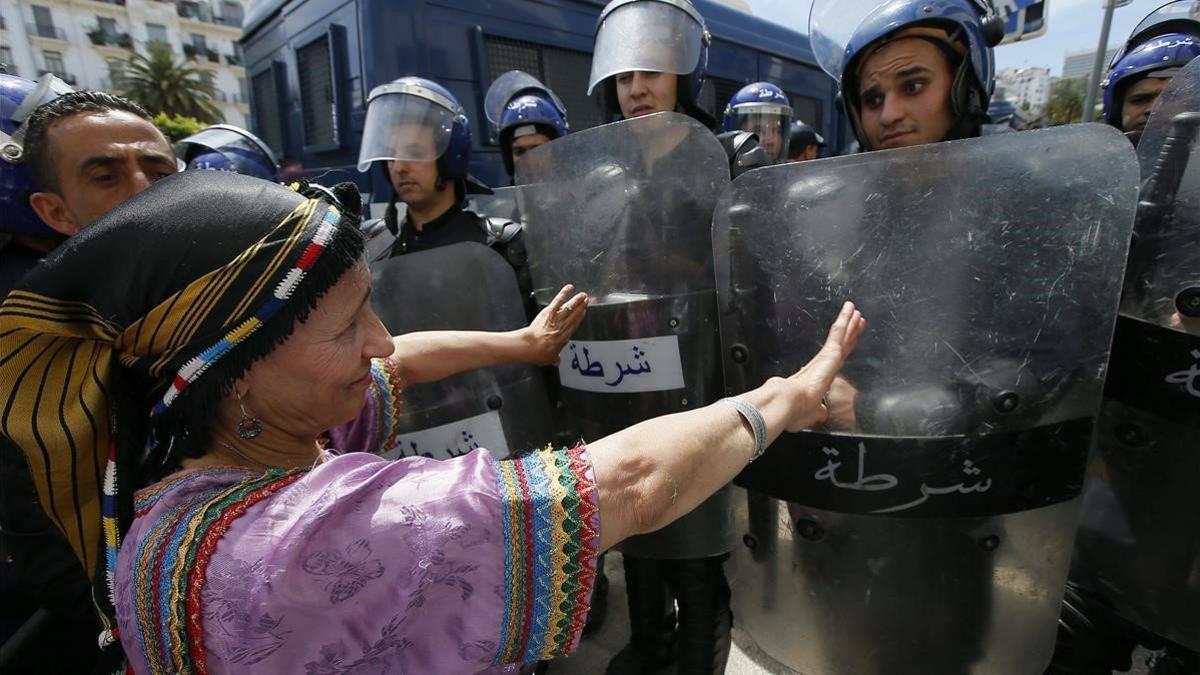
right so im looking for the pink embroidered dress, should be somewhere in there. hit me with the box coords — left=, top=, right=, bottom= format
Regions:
left=113, top=356, right=601, bottom=674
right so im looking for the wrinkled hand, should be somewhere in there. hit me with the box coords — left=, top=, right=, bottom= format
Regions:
left=784, top=302, right=866, bottom=433
left=524, top=284, right=590, bottom=366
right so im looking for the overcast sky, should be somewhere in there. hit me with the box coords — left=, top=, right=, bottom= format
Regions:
left=743, top=0, right=1173, bottom=76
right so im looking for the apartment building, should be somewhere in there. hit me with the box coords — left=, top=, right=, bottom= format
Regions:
left=0, top=0, right=248, bottom=126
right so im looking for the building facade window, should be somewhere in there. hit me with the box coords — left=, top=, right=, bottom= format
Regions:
left=31, top=5, right=59, bottom=39
left=43, top=49, right=65, bottom=76
left=221, top=1, right=243, bottom=26
left=146, top=22, right=169, bottom=47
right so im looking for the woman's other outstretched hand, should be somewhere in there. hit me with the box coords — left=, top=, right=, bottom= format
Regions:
left=524, top=284, right=590, bottom=366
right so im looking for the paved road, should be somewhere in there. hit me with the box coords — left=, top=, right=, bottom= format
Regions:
left=551, top=553, right=1153, bottom=675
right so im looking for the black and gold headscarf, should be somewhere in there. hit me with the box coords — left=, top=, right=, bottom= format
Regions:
left=0, top=171, right=364, bottom=618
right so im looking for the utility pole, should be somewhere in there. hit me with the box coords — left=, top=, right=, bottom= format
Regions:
left=1083, top=0, right=1129, bottom=122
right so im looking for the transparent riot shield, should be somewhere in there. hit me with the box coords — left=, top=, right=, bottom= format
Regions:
left=515, top=112, right=733, bottom=558
left=714, top=124, right=1138, bottom=674
left=369, top=242, right=555, bottom=460
left=1073, top=57, right=1200, bottom=651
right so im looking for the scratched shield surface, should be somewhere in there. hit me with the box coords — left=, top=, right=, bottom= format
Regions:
left=515, top=112, right=735, bottom=559
left=369, top=242, right=555, bottom=460
left=1073, top=57, right=1200, bottom=652
left=713, top=124, right=1138, bottom=674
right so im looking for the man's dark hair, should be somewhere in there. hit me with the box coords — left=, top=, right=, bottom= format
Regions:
left=23, top=90, right=156, bottom=193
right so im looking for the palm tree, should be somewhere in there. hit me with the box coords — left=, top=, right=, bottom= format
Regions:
left=122, top=41, right=221, bottom=124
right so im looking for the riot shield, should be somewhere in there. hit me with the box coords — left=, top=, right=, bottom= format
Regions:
left=714, top=124, right=1138, bottom=674
left=515, top=112, right=733, bottom=559
left=369, top=242, right=555, bottom=460
left=1073, top=57, right=1200, bottom=651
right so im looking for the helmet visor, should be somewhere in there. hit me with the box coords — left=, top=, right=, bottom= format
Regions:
left=810, top=0, right=914, bottom=85
left=587, top=0, right=705, bottom=95
left=176, top=126, right=278, bottom=167
left=485, top=70, right=564, bottom=127
left=1128, top=0, right=1200, bottom=49
left=357, top=92, right=454, bottom=172
left=732, top=107, right=793, bottom=162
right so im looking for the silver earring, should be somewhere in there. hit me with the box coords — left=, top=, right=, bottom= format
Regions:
left=236, top=392, right=262, bottom=440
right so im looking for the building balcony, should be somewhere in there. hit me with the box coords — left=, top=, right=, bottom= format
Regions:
left=38, top=70, right=76, bottom=85
left=27, top=23, right=67, bottom=40
left=176, top=1, right=241, bottom=28
left=183, top=43, right=221, bottom=63
left=87, top=28, right=134, bottom=49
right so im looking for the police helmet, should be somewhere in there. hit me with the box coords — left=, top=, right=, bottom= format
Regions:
left=809, top=0, right=1004, bottom=149
left=1102, top=1, right=1200, bottom=128
left=358, top=76, right=473, bottom=186
left=588, top=0, right=712, bottom=124
left=484, top=71, right=569, bottom=176
left=0, top=72, right=73, bottom=235
left=176, top=124, right=280, bottom=181
left=722, top=82, right=794, bottom=162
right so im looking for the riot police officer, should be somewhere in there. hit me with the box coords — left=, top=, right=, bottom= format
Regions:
left=786, top=120, right=825, bottom=162
left=175, top=123, right=281, bottom=180
left=810, top=0, right=1004, bottom=151
left=581, top=1, right=768, bottom=672
left=710, top=3, right=1133, bottom=674
left=1046, top=3, right=1200, bottom=673
left=484, top=71, right=569, bottom=181
left=722, top=82, right=793, bottom=163
left=357, top=76, right=531, bottom=300
left=1102, top=0, right=1200, bottom=138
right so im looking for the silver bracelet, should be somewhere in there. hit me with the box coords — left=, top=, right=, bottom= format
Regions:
left=719, top=397, right=767, bottom=462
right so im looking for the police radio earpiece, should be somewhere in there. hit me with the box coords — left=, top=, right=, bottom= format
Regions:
left=978, top=0, right=1006, bottom=47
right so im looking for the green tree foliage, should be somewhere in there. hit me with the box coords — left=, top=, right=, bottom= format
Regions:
left=1045, top=78, right=1088, bottom=126
left=122, top=41, right=221, bottom=124
left=152, top=112, right=204, bottom=142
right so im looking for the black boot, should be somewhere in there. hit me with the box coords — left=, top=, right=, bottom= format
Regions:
left=605, top=555, right=676, bottom=675
left=666, top=555, right=732, bottom=675
left=584, top=552, right=609, bottom=636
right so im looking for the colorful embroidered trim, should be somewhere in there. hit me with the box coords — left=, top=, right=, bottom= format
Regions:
left=366, top=356, right=404, bottom=455
left=493, top=445, right=599, bottom=665
left=152, top=206, right=340, bottom=415
left=127, top=469, right=304, bottom=675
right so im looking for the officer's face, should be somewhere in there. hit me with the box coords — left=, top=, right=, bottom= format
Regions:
left=511, top=133, right=552, bottom=165
left=386, top=123, right=442, bottom=206
left=616, top=71, right=678, bottom=119
left=856, top=38, right=956, bottom=150
left=742, top=118, right=785, bottom=161
left=29, top=111, right=176, bottom=236
left=1121, top=76, right=1169, bottom=133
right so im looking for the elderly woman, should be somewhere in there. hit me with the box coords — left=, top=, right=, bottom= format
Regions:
left=0, top=172, right=863, bottom=674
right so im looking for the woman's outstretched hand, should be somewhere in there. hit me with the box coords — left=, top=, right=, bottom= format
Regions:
left=783, top=302, right=866, bottom=432
left=523, top=284, right=590, bottom=366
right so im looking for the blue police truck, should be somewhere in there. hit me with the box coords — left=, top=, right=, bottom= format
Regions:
left=239, top=0, right=841, bottom=194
